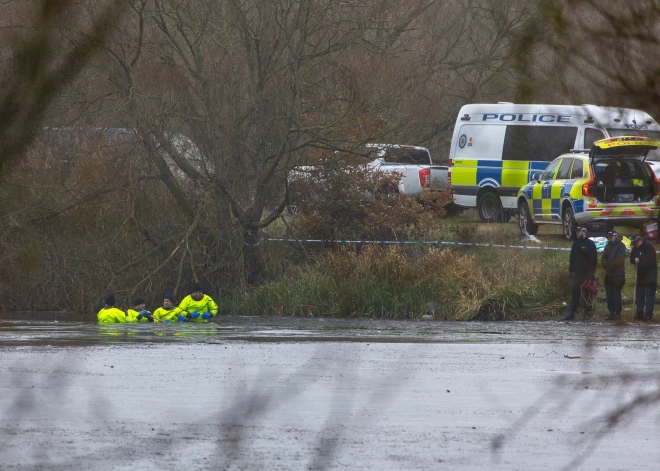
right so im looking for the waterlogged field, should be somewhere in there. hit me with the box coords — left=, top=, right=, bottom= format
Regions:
left=1, top=316, right=660, bottom=470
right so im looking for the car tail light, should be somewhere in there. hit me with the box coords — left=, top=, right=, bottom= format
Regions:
left=646, top=162, right=660, bottom=194
left=448, top=159, right=452, bottom=183
left=419, top=168, right=431, bottom=188
left=582, top=166, right=596, bottom=196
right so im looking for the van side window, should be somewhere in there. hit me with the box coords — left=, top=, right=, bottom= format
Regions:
left=503, top=125, right=578, bottom=162
left=571, top=160, right=584, bottom=179
left=556, top=158, right=573, bottom=179
left=584, top=128, right=605, bottom=148
left=541, top=159, right=561, bottom=180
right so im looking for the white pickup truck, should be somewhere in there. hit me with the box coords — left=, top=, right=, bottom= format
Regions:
left=287, top=144, right=450, bottom=214
left=364, top=144, right=448, bottom=195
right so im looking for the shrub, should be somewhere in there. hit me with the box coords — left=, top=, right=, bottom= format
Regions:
left=289, top=157, right=453, bottom=241
left=223, top=245, right=567, bottom=320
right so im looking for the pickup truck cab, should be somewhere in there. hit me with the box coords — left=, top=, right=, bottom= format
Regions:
left=517, top=136, right=660, bottom=240
left=365, top=144, right=447, bottom=195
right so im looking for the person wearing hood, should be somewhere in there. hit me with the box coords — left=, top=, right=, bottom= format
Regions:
left=561, top=226, right=598, bottom=321
left=153, top=293, right=178, bottom=323
left=630, top=236, right=658, bottom=320
left=127, top=296, right=154, bottom=323
left=174, top=282, right=218, bottom=323
left=602, top=231, right=626, bottom=321
left=97, top=294, right=130, bottom=324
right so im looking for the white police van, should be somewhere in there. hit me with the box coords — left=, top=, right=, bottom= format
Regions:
left=449, top=103, right=660, bottom=222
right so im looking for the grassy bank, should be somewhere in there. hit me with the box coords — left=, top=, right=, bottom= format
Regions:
left=226, top=214, right=649, bottom=321
left=222, top=243, right=569, bottom=321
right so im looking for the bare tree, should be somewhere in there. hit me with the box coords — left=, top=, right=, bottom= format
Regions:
left=515, top=0, right=660, bottom=115
left=89, top=0, right=449, bottom=285
left=0, top=1, right=125, bottom=176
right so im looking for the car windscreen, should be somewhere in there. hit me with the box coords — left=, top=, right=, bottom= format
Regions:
left=378, top=148, right=431, bottom=165
left=608, top=129, right=660, bottom=161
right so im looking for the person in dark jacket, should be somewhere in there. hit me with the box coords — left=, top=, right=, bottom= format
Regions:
left=602, top=231, right=626, bottom=320
left=630, top=236, right=658, bottom=320
left=561, top=226, right=598, bottom=321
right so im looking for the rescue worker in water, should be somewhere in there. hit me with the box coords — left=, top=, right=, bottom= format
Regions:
left=175, top=283, right=218, bottom=322
left=153, top=293, right=178, bottom=323
left=97, top=294, right=152, bottom=324
left=127, top=296, right=154, bottom=323
left=97, top=294, right=129, bottom=324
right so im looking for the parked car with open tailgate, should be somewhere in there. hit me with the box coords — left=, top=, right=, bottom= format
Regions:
left=517, top=136, right=660, bottom=240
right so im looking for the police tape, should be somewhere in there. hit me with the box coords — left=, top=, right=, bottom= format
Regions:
left=260, top=238, right=572, bottom=251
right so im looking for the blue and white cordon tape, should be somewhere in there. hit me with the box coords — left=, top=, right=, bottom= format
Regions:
left=260, top=238, right=572, bottom=252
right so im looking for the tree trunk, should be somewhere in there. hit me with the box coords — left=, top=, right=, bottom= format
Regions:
left=243, top=228, right=265, bottom=286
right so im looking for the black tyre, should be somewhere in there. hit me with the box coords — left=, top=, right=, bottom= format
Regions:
left=477, top=191, right=507, bottom=223
left=562, top=207, right=577, bottom=241
left=518, top=201, right=539, bottom=236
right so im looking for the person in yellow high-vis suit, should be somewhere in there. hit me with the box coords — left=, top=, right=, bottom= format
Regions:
left=97, top=294, right=130, bottom=324
left=153, top=293, right=179, bottom=323
left=175, top=283, right=218, bottom=323
left=126, top=296, right=154, bottom=323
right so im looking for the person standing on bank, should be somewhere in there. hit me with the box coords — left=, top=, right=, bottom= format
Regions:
left=561, top=226, right=598, bottom=321
left=601, top=231, right=626, bottom=321
left=630, top=236, right=658, bottom=320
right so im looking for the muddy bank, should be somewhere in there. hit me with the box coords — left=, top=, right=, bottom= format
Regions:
left=1, top=318, right=659, bottom=470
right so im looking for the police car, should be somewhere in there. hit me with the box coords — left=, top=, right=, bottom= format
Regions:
left=449, top=103, right=660, bottom=223
left=517, top=136, right=660, bottom=240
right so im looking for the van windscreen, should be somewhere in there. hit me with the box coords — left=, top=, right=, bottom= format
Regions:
left=503, top=125, right=578, bottom=162
left=607, top=129, right=660, bottom=140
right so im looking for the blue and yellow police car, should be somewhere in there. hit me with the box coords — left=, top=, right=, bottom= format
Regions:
left=517, top=136, right=660, bottom=240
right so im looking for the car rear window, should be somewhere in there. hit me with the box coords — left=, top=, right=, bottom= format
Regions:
left=593, top=161, right=647, bottom=184
left=379, top=148, right=431, bottom=165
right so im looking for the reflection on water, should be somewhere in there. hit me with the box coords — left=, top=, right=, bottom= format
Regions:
left=0, top=314, right=659, bottom=347
left=99, top=323, right=220, bottom=341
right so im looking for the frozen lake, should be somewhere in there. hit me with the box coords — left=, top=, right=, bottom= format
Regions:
left=1, top=316, right=659, bottom=470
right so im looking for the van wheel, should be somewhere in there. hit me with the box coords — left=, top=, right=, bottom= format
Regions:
left=518, top=201, right=539, bottom=236
left=562, top=207, right=577, bottom=241
left=477, top=191, right=508, bottom=223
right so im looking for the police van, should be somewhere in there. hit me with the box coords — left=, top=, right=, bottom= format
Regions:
left=449, top=103, right=660, bottom=222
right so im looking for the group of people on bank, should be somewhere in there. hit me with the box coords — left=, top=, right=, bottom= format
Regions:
left=562, top=227, right=657, bottom=322
left=97, top=283, right=218, bottom=324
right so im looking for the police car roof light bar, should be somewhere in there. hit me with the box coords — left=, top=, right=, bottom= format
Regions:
left=570, top=148, right=589, bottom=153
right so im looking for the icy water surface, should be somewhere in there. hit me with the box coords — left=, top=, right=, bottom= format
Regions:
left=1, top=315, right=659, bottom=470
